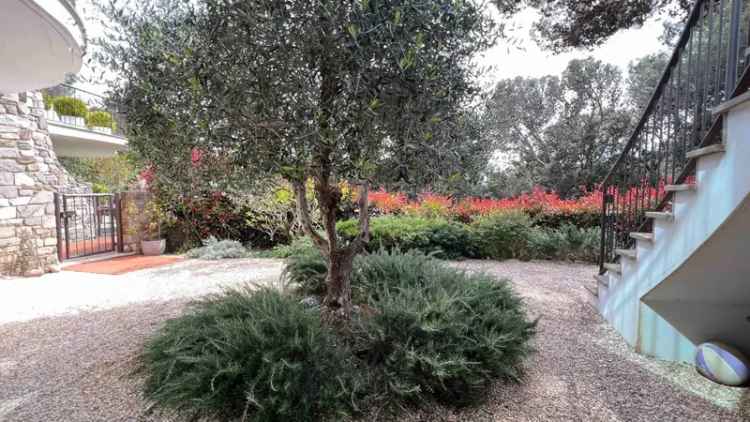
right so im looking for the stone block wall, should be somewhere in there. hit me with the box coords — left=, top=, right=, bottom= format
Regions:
left=0, top=92, right=89, bottom=276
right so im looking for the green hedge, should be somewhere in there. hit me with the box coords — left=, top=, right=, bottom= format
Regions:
left=338, top=216, right=474, bottom=259
left=336, top=213, right=599, bottom=263
left=52, top=96, right=88, bottom=117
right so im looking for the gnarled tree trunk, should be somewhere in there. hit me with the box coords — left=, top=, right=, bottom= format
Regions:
left=292, top=179, right=369, bottom=317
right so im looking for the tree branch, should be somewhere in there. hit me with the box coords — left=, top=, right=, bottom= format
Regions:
left=291, top=180, right=328, bottom=253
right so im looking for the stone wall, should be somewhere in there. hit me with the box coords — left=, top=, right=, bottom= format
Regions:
left=0, top=91, right=89, bottom=276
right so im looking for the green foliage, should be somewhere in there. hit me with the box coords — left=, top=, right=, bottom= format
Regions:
left=42, top=93, right=55, bottom=110
left=261, top=236, right=318, bottom=259
left=338, top=213, right=600, bottom=263
left=470, top=211, right=535, bottom=260
left=92, top=182, right=109, bottom=193
left=484, top=57, right=631, bottom=198
left=185, top=236, right=249, bottom=260
left=351, top=250, right=536, bottom=406
left=509, top=0, right=691, bottom=52
left=282, top=246, right=327, bottom=295
left=338, top=216, right=474, bottom=259
left=86, top=110, right=116, bottom=130
left=141, top=287, right=365, bottom=421
left=531, top=210, right=600, bottom=229
left=59, top=153, right=139, bottom=192
left=527, top=224, right=600, bottom=262
left=52, top=96, right=87, bottom=117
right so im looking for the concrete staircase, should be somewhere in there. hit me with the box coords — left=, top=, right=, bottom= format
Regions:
left=596, top=97, right=750, bottom=363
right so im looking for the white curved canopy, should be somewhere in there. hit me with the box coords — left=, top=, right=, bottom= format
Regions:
left=0, top=0, right=85, bottom=94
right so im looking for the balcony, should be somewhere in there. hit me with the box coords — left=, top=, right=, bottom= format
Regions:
left=0, top=0, right=86, bottom=94
left=43, top=84, right=128, bottom=157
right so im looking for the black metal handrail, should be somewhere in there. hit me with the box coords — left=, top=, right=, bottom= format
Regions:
left=599, top=0, right=750, bottom=273
left=43, top=84, right=127, bottom=138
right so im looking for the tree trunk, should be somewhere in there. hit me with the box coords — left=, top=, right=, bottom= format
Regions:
left=291, top=179, right=370, bottom=318
left=324, top=247, right=355, bottom=314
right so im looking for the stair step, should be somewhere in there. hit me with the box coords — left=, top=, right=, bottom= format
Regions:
left=603, top=263, right=622, bottom=274
left=645, top=211, right=674, bottom=221
left=630, top=232, right=654, bottom=242
left=615, top=248, right=637, bottom=259
left=686, top=144, right=725, bottom=159
left=665, top=184, right=696, bottom=192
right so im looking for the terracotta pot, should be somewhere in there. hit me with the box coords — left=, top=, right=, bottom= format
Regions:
left=141, top=239, right=166, bottom=256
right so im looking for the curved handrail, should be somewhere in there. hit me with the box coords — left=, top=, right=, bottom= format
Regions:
left=601, top=0, right=706, bottom=187
left=598, top=0, right=750, bottom=272
left=57, top=0, right=88, bottom=55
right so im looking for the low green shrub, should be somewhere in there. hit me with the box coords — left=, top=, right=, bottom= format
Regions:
left=531, top=210, right=600, bottom=229
left=185, top=236, right=249, bottom=259
left=141, top=287, right=365, bottom=421
left=470, top=211, right=535, bottom=260
left=282, top=246, right=328, bottom=295
left=527, top=224, right=599, bottom=262
left=263, top=236, right=318, bottom=259
left=351, top=250, right=536, bottom=406
left=52, top=96, right=88, bottom=117
left=86, top=110, right=116, bottom=130
left=338, top=216, right=474, bottom=259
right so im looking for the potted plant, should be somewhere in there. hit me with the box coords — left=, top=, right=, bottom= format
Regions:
left=52, top=96, right=88, bottom=127
left=140, top=199, right=166, bottom=256
left=86, top=110, right=116, bottom=135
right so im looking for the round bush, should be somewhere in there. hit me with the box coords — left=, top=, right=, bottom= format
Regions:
left=141, top=287, right=364, bottom=421
left=351, top=251, right=536, bottom=406
left=86, top=110, right=116, bottom=130
left=52, top=96, right=88, bottom=117
left=470, top=211, right=535, bottom=260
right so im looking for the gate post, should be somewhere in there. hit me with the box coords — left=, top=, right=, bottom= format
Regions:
left=53, top=192, right=63, bottom=262
left=116, top=193, right=125, bottom=253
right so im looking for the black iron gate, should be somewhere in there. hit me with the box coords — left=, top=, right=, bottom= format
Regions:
left=55, top=193, right=120, bottom=261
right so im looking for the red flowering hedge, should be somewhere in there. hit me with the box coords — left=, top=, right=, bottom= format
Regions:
left=363, top=187, right=602, bottom=228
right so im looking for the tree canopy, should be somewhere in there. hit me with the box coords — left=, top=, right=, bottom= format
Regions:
left=98, top=0, right=497, bottom=314
left=491, top=0, right=692, bottom=52
left=484, top=57, right=633, bottom=197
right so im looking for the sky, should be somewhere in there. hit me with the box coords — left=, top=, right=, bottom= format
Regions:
left=474, top=8, right=668, bottom=90
left=72, top=2, right=668, bottom=95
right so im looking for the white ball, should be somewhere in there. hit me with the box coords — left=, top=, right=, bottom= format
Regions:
left=695, top=341, right=750, bottom=386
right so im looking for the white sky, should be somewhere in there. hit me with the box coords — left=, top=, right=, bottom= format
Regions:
left=474, top=8, right=668, bottom=90
left=73, top=3, right=668, bottom=95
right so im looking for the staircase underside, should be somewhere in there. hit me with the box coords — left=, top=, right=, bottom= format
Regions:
left=643, top=194, right=750, bottom=353
left=599, top=98, right=750, bottom=363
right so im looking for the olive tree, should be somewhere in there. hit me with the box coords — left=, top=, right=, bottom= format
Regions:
left=97, top=0, right=496, bottom=315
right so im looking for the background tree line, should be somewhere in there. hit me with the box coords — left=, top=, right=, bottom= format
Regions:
left=478, top=52, right=669, bottom=198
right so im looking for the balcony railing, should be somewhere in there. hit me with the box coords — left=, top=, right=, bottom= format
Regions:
left=43, top=84, right=127, bottom=138
left=599, top=0, right=750, bottom=273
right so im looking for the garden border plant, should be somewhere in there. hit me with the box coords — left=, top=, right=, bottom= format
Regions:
left=141, top=250, right=537, bottom=421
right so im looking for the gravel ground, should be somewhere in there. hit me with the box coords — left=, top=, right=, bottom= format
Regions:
left=0, top=258, right=283, bottom=324
left=0, top=259, right=746, bottom=421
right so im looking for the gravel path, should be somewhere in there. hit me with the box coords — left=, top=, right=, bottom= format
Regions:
left=0, top=258, right=283, bottom=324
left=0, top=259, right=746, bottom=421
